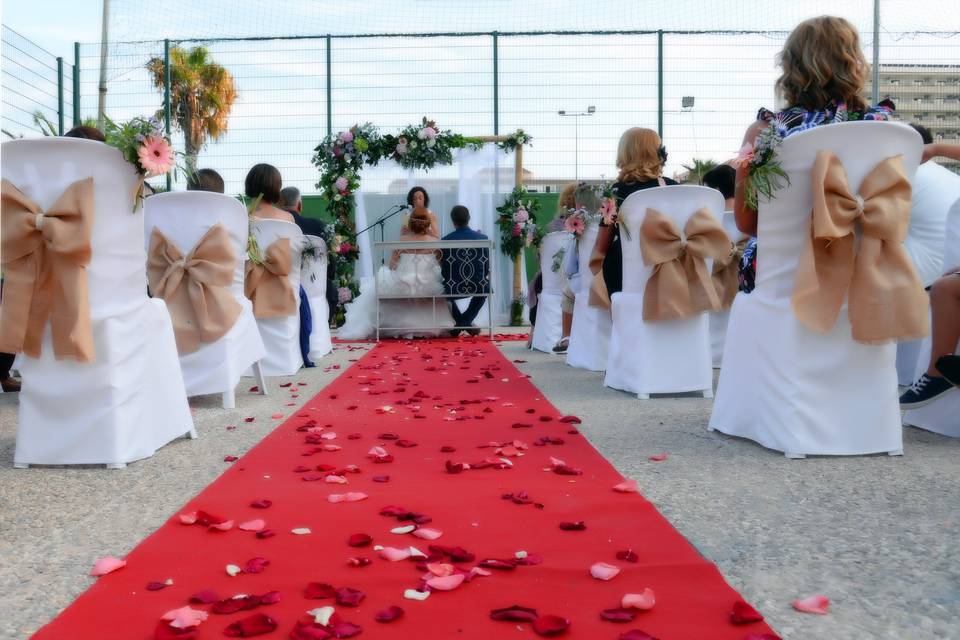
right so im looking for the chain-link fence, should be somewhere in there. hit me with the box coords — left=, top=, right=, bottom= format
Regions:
left=2, top=26, right=74, bottom=139
left=7, top=28, right=959, bottom=192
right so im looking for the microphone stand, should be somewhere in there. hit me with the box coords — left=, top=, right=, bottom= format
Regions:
left=354, top=204, right=408, bottom=265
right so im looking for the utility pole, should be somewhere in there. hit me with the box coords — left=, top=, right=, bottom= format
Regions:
left=871, top=0, right=881, bottom=104
left=97, top=0, right=110, bottom=128
left=558, top=106, right=596, bottom=181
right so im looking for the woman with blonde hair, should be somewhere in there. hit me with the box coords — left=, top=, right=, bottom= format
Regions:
left=590, top=127, right=676, bottom=306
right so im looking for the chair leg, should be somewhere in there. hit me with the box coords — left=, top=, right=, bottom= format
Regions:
left=188, top=428, right=199, bottom=440
left=106, top=462, right=127, bottom=469
left=638, top=393, right=650, bottom=400
left=13, top=462, right=28, bottom=469
left=222, top=389, right=236, bottom=410
left=253, top=361, right=268, bottom=395
left=784, top=452, right=807, bottom=459
left=887, top=449, right=904, bottom=457
left=702, top=388, right=714, bottom=399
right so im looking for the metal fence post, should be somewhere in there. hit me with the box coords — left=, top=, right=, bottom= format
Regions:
left=492, top=31, right=499, bottom=135
left=326, top=35, right=332, bottom=137
left=73, top=42, right=80, bottom=126
left=657, top=30, right=664, bottom=139
left=164, top=38, right=172, bottom=190
left=57, top=57, right=65, bottom=134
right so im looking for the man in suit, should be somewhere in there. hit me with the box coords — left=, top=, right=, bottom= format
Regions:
left=280, top=186, right=338, bottom=323
left=442, top=205, right=489, bottom=336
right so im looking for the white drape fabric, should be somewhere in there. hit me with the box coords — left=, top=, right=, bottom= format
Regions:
left=4, top=138, right=194, bottom=466
left=709, top=121, right=922, bottom=456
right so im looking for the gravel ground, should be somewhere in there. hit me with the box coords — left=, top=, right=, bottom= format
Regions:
left=1, top=336, right=958, bottom=639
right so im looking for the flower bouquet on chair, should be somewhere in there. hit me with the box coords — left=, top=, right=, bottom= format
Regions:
left=103, top=114, right=183, bottom=211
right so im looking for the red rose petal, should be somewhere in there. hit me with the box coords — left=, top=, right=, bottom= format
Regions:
left=744, top=635, right=781, bottom=640
left=559, top=415, right=581, bottom=423
left=153, top=621, right=198, bottom=640
left=335, top=586, right=365, bottom=607
left=188, top=589, right=219, bottom=604
left=223, top=455, right=239, bottom=462
left=511, top=422, right=533, bottom=429
left=479, top=558, right=517, bottom=570
left=559, top=521, right=587, bottom=531
left=304, top=582, right=336, bottom=599
left=348, top=556, right=372, bottom=567
left=256, top=529, right=276, bottom=539
left=619, top=631, right=659, bottom=640
left=347, top=533, right=372, bottom=547
left=533, top=614, right=570, bottom=636
left=372, top=475, right=390, bottom=483
left=616, top=549, right=639, bottom=563
left=194, top=510, right=226, bottom=526
left=600, top=608, right=636, bottom=623
left=243, top=417, right=255, bottom=423
left=730, top=600, right=765, bottom=624
left=490, top=605, right=539, bottom=622
left=395, top=439, right=418, bottom=448
left=146, top=581, right=168, bottom=591
left=250, top=499, right=272, bottom=509
left=223, top=612, right=277, bottom=637
left=330, top=621, right=363, bottom=638
left=259, top=591, right=281, bottom=605
left=374, top=605, right=405, bottom=623
left=248, top=386, right=259, bottom=392
left=243, top=557, right=270, bottom=574
left=440, top=446, right=456, bottom=452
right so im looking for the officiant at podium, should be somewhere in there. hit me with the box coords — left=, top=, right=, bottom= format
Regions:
left=441, top=205, right=490, bottom=336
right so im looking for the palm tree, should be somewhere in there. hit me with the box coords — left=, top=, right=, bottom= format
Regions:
left=681, top=158, right=718, bottom=185
left=146, top=46, right=236, bottom=174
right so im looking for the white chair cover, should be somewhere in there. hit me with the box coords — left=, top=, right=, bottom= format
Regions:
left=302, top=234, right=333, bottom=361
left=709, top=121, right=923, bottom=456
left=3, top=138, right=194, bottom=467
left=903, top=199, right=960, bottom=437
left=895, top=163, right=960, bottom=384
left=531, top=231, right=571, bottom=353
left=566, top=221, right=611, bottom=371
left=248, top=218, right=304, bottom=377
left=144, top=192, right=266, bottom=404
left=604, top=186, right=726, bottom=397
left=710, top=210, right=747, bottom=367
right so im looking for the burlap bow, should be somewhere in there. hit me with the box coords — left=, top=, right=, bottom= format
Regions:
left=0, top=178, right=95, bottom=361
left=244, top=236, right=296, bottom=318
left=711, top=237, right=750, bottom=309
left=639, top=207, right=731, bottom=321
left=792, top=151, right=929, bottom=344
left=147, top=223, right=242, bottom=354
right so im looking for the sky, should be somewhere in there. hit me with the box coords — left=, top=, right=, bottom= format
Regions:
left=3, top=1, right=959, bottom=193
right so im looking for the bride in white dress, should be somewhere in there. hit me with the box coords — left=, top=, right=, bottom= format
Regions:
left=338, top=208, right=455, bottom=339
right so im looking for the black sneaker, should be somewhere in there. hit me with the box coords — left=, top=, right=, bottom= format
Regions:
left=935, top=355, right=960, bottom=387
left=899, top=374, right=954, bottom=408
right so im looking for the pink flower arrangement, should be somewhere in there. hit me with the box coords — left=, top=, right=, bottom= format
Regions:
left=511, top=223, right=522, bottom=238
left=137, top=136, right=174, bottom=176
left=564, top=214, right=586, bottom=236
left=513, top=208, right=529, bottom=223
left=599, top=197, right=617, bottom=226
left=337, top=287, right=353, bottom=304
left=419, top=126, right=437, bottom=140
left=339, top=242, right=354, bottom=255
left=334, top=176, right=349, bottom=193
left=339, top=130, right=354, bottom=143
left=731, top=143, right=754, bottom=168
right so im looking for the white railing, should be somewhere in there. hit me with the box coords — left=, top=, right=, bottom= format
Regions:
left=373, top=240, right=495, bottom=340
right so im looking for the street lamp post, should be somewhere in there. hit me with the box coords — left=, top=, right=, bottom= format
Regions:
left=558, top=105, right=596, bottom=180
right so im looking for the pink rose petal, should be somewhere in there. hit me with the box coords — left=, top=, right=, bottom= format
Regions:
left=533, top=614, right=570, bottom=636
left=161, top=606, right=208, bottom=629
left=411, top=527, right=443, bottom=540
left=239, top=519, right=266, bottom=532
left=590, top=562, right=621, bottom=580
left=426, top=573, right=466, bottom=591
left=209, top=520, right=234, bottom=532
left=613, top=479, right=639, bottom=493
left=792, top=594, right=829, bottom=615
left=90, top=557, right=126, bottom=576
left=648, top=453, right=668, bottom=462
left=379, top=546, right=412, bottom=561
left=374, top=605, right=404, bottom=623
left=622, top=589, right=656, bottom=610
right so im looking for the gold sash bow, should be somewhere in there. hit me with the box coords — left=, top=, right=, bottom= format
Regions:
left=244, top=237, right=296, bottom=318
left=147, top=223, right=242, bottom=354
left=792, top=151, right=929, bottom=343
left=639, top=207, right=731, bottom=321
left=711, top=237, right=750, bottom=310
left=0, top=178, right=95, bottom=361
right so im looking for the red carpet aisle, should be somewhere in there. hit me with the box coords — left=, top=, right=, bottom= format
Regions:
left=36, top=340, right=774, bottom=640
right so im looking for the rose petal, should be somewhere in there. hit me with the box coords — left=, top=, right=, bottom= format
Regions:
left=792, top=594, right=829, bottom=615
left=411, top=527, right=442, bottom=540
left=391, top=525, right=416, bottom=534
left=490, top=605, right=539, bottom=622
left=331, top=621, right=363, bottom=638
left=209, top=520, right=234, bottom=532
left=348, top=533, right=372, bottom=547
left=189, top=589, right=219, bottom=604
left=153, top=620, right=199, bottom=640
left=622, top=589, right=656, bottom=611
left=223, top=612, right=278, bottom=637
left=618, top=631, right=659, bottom=640
left=224, top=455, right=239, bottom=462
left=306, top=606, right=335, bottom=626
left=533, top=614, right=570, bottom=636
left=374, top=605, right=404, bottom=623
left=600, top=608, right=636, bottom=623
left=335, top=586, right=366, bottom=607
left=590, top=562, right=621, bottom=580
left=239, top=519, right=266, bottom=532
left=243, top=557, right=270, bottom=574
left=730, top=600, right=765, bottom=624
left=178, top=512, right=198, bottom=525
left=161, top=606, right=209, bottom=629
left=616, top=549, right=639, bottom=563
left=648, top=453, right=668, bottom=462
left=372, top=475, right=391, bottom=483
left=146, top=581, right=169, bottom=591
left=559, top=415, right=581, bottom=423
left=328, top=492, right=368, bottom=503
left=403, top=588, right=430, bottom=601
left=325, top=475, right=348, bottom=484
left=256, top=529, right=276, bottom=539
left=292, top=527, right=312, bottom=535
left=225, top=564, right=242, bottom=577
left=613, top=480, right=639, bottom=493
left=347, top=556, right=372, bottom=567
left=559, top=521, right=587, bottom=531
left=379, top=546, right=412, bottom=561
left=426, top=573, right=466, bottom=591
left=90, top=556, right=126, bottom=576
left=304, top=582, right=336, bottom=599
left=250, top=499, right=272, bottom=509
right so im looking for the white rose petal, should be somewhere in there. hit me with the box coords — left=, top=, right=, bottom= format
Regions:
left=291, top=527, right=312, bottom=535
left=226, top=564, right=242, bottom=577
left=307, top=606, right=336, bottom=625
left=404, top=589, right=430, bottom=601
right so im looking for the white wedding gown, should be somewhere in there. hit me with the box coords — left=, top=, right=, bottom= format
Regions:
left=338, top=252, right=455, bottom=339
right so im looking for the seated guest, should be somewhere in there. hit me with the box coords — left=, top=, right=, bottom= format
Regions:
left=187, top=168, right=225, bottom=193
left=702, top=164, right=735, bottom=211
left=246, top=164, right=295, bottom=223
left=900, top=268, right=960, bottom=406
left=442, top=205, right=489, bottom=335
left=403, top=186, right=440, bottom=239
left=554, top=183, right=602, bottom=352
left=528, top=182, right=579, bottom=347
left=63, top=125, right=105, bottom=141
left=590, top=127, right=676, bottom=308
left=923, top=141, right=960, bottom=163
left=279, top=185, right=338, bottom=321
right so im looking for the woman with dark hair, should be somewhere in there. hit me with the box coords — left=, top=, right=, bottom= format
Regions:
left=403, top=186, right=440, bottom=238
left=246, top=163, right=295, bottom=224
left=63, top=125, right=105, bottom=141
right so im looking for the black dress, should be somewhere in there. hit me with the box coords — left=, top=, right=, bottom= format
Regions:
left=601, top=177, right=677, bottom=297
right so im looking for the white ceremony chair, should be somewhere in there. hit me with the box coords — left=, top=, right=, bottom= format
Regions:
left=710, top=210, right=748, bottom=368
left=144, top=191, right=267, bottom=409
left=903, top=198, right=960, bottom=437
left=566, top=220, right=611, bottom=371
left=531, top=231, right=572, bottom=353
left=604, top=186, right=726, bottom=398
left=894, top=162, right=960, bottom=384
left=3, top=138, right=194, bottom=468
left=248, top=218, right=304, bottom=377
left=709, top=121, right=924, bottom=457
left=302, top=234, right=333, bottom=361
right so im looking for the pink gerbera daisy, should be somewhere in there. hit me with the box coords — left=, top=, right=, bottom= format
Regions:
left=564, top=214, right=585, bottom=236
left=137, top=136, right=174, bottom=176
